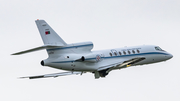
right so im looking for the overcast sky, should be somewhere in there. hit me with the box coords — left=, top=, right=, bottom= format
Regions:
left=0, top=0, right=179, bottom=101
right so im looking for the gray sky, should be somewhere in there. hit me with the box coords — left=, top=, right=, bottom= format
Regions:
left=0, top=0, right=179, bottom=101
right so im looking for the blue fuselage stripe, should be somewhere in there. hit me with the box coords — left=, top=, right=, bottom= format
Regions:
left=51, top=52, right=169, bottom=63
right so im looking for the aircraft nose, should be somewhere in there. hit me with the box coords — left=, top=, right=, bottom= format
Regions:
left=165, top=53, right=173, bottom=60
left=169, top=53, right=173, bottom=59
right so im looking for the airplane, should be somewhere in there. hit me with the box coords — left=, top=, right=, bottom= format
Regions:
left=12, top=19, right=173, bottom=79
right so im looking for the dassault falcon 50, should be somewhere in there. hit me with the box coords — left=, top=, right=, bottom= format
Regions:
left=12, top=19, right=173, bottom=79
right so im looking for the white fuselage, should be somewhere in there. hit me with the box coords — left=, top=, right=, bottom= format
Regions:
left=42, top=45, right=173, bottom=72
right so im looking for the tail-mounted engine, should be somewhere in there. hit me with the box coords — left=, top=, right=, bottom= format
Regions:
left=76, top=53, right=103, bottom=62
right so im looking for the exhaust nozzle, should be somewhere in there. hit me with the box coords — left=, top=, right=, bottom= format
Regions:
left=41, top=60, right=44, bottom=66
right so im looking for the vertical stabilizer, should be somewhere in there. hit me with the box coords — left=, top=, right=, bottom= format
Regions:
left=35, top=20, right=67, bottom=46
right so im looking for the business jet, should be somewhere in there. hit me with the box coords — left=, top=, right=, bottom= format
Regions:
left=12, top=19, right=173, bottom=79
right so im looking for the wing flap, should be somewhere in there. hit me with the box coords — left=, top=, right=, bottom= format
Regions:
left=97, top=57, right=145, bottom=71
left=118, top=57, right=145, bottom=68
left=97, top=62, right=122, bottom=71
left=12, top=44, right=63, bottom=55
left=20, top=71, right=82, bottom=79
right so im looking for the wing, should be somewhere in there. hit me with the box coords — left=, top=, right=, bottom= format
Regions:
left=97, top=57, right=145, bottom=72
left=20, top=71, right=82, bottom=79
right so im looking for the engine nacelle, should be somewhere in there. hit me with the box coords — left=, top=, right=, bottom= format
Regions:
left=77, top=53, right=103, bottom=62
left=40, top=59, right=51, bottom=66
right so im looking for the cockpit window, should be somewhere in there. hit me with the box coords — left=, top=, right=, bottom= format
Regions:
left=155, top=46, right=163, bottom=51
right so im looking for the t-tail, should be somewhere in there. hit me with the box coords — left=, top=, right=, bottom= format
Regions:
left=12, top=20, right=67, bottom=55
left=35, top=20, right=67, bottom=46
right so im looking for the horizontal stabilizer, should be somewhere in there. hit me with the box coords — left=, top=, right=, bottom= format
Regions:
left=20, top=71, right=82, bottom=79
left=12, top=44, right=63, bottom=55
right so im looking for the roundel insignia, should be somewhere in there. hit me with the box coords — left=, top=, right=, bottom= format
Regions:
left=96, top=54, right=101, bottom=62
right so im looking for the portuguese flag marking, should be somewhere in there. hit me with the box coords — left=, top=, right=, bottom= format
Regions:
left=45, top=31, right=50, bottom=35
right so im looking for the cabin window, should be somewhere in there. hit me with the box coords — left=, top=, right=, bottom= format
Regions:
left=119, top=52, right=122, bottom=55
left=109, top=53, right=112, bottom=56
left=123, top=51, right=126, bottom=55
left=137, top=49, right=140, bottom=53
left=114, top=52, right=117, bottom=56
left=132, top=50, right=135, bottom=54
left=128, top=50, right=131, bottom=54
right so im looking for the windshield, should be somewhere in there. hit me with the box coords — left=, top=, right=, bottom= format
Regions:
left=155, top=46, right=163, bottom=51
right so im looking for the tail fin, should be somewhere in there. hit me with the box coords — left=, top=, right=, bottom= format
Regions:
left=11, top=20, right=67, bottom=55
left=35, top=20, right=67, bottom=46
